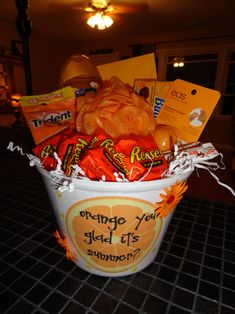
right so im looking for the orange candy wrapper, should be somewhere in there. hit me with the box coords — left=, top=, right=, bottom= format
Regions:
left=56, top=129, right=108, bottom=176
left=80, top=134, right=168, bottom=182
left=79, top=146, right=119, bottom=181
left=57, top=133, right=93, bottom=176
left=32, top=128, right=76, bottom=171
left=32, top=129, right=167, bottom=182
left=20, top=87, right=76, bottom=144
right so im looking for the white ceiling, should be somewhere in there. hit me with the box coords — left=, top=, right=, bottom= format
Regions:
left=1, top=0, right=235, bottom=42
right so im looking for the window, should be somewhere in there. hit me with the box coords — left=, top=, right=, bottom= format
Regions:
left=166, top=54, right=218, bottom=89
left=221, top=51, right=235, bottom=115
left=158, top=46, right=235, bottom=116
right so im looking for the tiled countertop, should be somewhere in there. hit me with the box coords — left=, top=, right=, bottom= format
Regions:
left=0, top=156, right=235, bottom=314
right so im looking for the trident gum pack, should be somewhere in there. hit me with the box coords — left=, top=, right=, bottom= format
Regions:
left=21, top=86, right=76, bottom=144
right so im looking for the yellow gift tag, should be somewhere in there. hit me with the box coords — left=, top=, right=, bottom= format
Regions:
left=97, top=53, right=157, bottom=87
left=156, top=79, right=221, bottom=143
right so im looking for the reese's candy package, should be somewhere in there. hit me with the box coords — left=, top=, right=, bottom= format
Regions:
left=57, top=132, right=94, bottom=176
left=86, top=128, right=112, bottom=149
left=20, top=86, right=76, bottom=144
left=111, top=135, right=168, bottom=181
left=80, top=134, right=168, bottom=182
left=56, top=129, right=114, bottom=177
left=80, top=146, right=118, bottom=181
left=32, top=128, right=76, bottom=171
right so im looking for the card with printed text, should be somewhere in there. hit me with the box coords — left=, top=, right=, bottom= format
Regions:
left=156, top=79, right=221, bottom=143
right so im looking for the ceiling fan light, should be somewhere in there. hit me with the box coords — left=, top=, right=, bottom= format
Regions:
left=87, top=12, right=113, bottom=30
left=103, top=15, right=113, bottom=27
left=94, top=13, right=106, bottom=29
left=97, top=23, right=106, bottom=30
left=87, top=15, right=96, bottom=28
left=173, top=57, right=184, bottom=68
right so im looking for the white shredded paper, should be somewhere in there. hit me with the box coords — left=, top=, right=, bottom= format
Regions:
left=165, top=143, right=235, bottom=197
left=6, top=140, right=235, bottom=197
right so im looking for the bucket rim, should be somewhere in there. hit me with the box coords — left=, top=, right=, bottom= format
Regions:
left=37, top=165, right=193, bottom=192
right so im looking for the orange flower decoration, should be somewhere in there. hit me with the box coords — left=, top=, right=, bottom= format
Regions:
left=155, top=180, right=188, bottom=218
left=54, top=230, right=77, bottom=261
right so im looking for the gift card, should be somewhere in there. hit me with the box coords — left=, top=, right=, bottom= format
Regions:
left=156, top=79, right=221, bottom=143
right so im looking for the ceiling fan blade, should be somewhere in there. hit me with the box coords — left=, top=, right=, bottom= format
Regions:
left=48, top=0, right=89, bottom=11
left=48, top=0, right=149, bottom=14
left=85, top=5, right=116, bottom=13
left=104, top=6, right=116, bottom=13
left=84, top=7, right=95, bottom=12
left=111, top=0, right=149, bottom=14
left=114, top=4, right=149, bottom=14
left=90, top=0, right=111, bottom=9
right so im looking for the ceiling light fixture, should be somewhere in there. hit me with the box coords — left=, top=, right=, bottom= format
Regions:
left=87, top=12, right=113, bottom=29
left=173, top=57, right=184, bottom=68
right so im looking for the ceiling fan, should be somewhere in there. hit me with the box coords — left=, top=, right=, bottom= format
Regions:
left=84, top=0, right=117, bottom=29
left=84, top=0, right=116, bottom=14
left=49, top=0, right=149, bottom=15
left=49, top=0, right=149, bottom=30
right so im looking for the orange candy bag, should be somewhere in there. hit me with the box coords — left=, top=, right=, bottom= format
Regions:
left=114, top=135, right=168, bottom=181
left=80, top=134, right=168, bottom=181
left=57, top=133, right=93, bottom=176
left=56, top=129, right=109, bottom=176
left=79, top=146, right=119, bottom=181
left=21, top=86, right=76, bottom=144
left=32, top=128, right=76, bottom=171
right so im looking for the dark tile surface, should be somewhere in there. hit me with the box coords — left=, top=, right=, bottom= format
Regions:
left=0, top=155, right=235, bottom=314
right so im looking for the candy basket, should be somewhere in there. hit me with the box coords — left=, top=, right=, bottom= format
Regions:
left=37, top=166, right=192, bottom=277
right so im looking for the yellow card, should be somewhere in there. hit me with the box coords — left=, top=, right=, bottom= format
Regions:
left=97, top=53, right=157, bottom=87
left=156, top=79, right=221, bottom=142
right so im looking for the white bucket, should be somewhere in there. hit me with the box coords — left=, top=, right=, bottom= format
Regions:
left=38, top=166, right=192, bottom=277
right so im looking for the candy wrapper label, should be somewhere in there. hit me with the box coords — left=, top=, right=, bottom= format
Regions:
left=57, top=133, right=93, bottom=176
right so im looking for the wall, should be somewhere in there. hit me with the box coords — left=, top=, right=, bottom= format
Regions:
left=29, top=32, right=78, bottom=94
left=0, top=17, right=234, bottom=147
left=0, top=18, right=81, bottom=128
left=74, top=23, right=235, bottom=56
left=1, top=17, right=235, bottom=95
left=0, top=19, right=19, bottom=47
left=0, top=19, right=79, bottom=95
